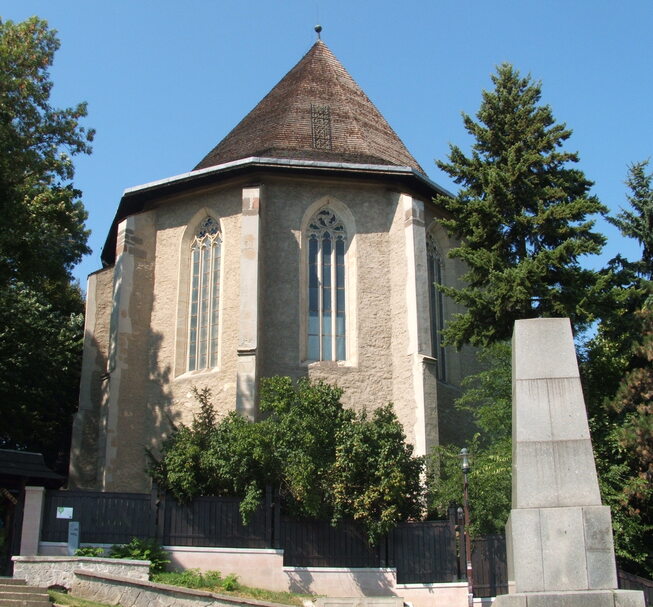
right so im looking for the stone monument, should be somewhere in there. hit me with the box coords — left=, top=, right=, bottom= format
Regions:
left=495, top=318, right=644, bottom=606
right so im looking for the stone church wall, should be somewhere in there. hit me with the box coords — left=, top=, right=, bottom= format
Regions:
left=70, top=174, right=477, bottom=492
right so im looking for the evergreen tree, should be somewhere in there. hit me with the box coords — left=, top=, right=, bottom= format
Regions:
left=581, top=160, right=653, bottom=577
left=435, top=64, right=605, bottom=348
left=608, top=160, right=653, bottom=280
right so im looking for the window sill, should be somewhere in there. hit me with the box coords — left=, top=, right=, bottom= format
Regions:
left=174, top=367, right=221, bottom=381
left=301, top=359, right=358, bottom=370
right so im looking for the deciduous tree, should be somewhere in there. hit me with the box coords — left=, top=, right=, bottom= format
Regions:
left=149, top=378, right=424, bottom=543
left=0, top=17, right=93, bottom=471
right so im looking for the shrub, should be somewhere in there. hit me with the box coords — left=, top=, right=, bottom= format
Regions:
left=74, top=546, right=105, bottom=557
left=109, top=538, right=169, bottom=574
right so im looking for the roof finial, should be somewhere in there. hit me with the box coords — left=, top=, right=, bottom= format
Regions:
left=314, top=24, right=322, bottom=40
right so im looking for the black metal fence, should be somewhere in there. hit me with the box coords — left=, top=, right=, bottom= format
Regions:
left=162, top=494, right=271, bottom=548
left=618, top=570, right=652, bottom=606
left=41, top=489, right=505, bottom=592
left=471, top=534, right=508, bottom=597
left=390, top=520, right=458, bottom=583
left=41, top=490, right=153, bottom=545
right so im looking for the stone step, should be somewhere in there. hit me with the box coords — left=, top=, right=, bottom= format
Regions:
left=0, top=579, right=51, bottom=607
left=0, top=591, right=49, bottom=601
left=0, top=580, right=26, bottom=586
left=0, top=600, right=51, bottom=607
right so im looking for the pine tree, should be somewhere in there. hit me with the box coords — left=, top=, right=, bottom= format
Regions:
left=435, top=64, right=606, bottom=348
left=608, top=160, right=653, bottom=279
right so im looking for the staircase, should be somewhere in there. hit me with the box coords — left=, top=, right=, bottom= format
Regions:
left=0, top=578, right=51, bottom=607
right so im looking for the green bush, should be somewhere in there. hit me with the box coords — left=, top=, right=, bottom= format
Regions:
left=74, top=546, right=105, bottom=557
left=109, top=538, right=169, bottom=574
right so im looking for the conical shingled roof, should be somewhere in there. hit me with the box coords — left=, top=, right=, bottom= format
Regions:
left=194, top=41, right=424, bottom=174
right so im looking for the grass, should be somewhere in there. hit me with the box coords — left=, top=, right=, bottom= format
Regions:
left=152, top=569, right=315, bottom=606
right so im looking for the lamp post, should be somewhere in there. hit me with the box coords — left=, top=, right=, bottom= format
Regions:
left=460, top=447, right=473, bottom=607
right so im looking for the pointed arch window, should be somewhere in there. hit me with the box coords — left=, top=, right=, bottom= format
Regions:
left=427, top=234, right=446, bottom=381
left=188, top=216, right=222, bottom=371
left=307, top=207, right=347, bottom=361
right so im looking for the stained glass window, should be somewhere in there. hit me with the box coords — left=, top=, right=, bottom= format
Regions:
left=427, top=234, right=446, bottom=381
left=188, top=216, right=221, bottom=371
left=307, top=207, right=346, bottom=361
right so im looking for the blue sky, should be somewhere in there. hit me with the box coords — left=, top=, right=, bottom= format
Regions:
left=4, top=1, right=652, bottom=284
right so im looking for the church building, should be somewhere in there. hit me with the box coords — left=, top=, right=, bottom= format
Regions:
left=69, top=39, right=475, bottom=492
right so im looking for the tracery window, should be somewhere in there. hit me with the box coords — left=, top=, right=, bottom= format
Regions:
left=427, top=234, right=446, bottom=381
left=188, top=216, right=221, bottom=371
left=307, top=207, right=347, bottom=361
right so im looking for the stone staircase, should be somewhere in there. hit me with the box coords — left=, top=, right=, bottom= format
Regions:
left=0, top=578, right=51, bottom=607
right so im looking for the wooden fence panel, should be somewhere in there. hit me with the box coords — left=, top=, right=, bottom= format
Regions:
left=41, top=490, right=152, bottom=544
left=162, top=495, right=270, bottom=548
left=281, top=517, right=380, bottom=568
left=471, top=534, right=508, bottom=598
left=389, top=520, right=458, bottom=584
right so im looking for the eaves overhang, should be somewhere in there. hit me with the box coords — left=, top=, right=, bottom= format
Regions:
left=100, top=157, right=452, bottom=268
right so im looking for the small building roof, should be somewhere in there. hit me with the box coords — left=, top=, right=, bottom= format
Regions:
left=194, top=40, right=425, bottom=174
left=0, top=449, right=64, bottom=488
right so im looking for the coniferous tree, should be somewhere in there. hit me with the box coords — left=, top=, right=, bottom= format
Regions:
left=608, top=160, right=653, bottom=280
left=435, top=64, right=606, bottom=348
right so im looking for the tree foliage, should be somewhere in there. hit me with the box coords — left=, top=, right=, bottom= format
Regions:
left=0, top=283, right=84, bottom=467
left=434, top=64, right=605, bottom=348
left=149, top=378, right=424, bottom=543
left=427, top=343, right=512, bottom=536
left=0, top=17, right=93, bottom=289
left=580, top=161, right=653, bottom=577
left=607, top=160, right=653, bottom=280
left=331, top=405, right=424, bottom=543
left=0, top=17, right=93, bottom=470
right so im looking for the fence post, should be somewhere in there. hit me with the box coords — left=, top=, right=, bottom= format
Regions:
left=272, top=486, right=281, bottom=549
left=458, top=513, right=467, bottom=581
left=19, top=487, right=46, bottom=555
left=265, top=485, right=272, bottom=548
left=381, top=531, right=389, bottom=568
left=149, top=483, right=159, bottom=541
left=156, top=491, right=167, bottom=544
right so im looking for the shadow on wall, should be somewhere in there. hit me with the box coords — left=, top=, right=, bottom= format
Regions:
left=286, top=569, right=315, bottom=595
left=146, top=329, right=178, bottom=465
left=69, top=328, right=179, bottom=490
left=352, top=570, right=397, bottom=597
left=286, top=568, right=398, bottom=597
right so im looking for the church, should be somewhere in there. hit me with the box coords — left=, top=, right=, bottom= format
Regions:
left=68, top=39, right=476, bottom=492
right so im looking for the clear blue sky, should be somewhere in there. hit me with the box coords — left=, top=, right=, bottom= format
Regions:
left=5, top=1, right=652, bottom=284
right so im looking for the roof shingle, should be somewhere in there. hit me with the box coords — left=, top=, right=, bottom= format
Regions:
left=194, top=41, right=424, bottom=174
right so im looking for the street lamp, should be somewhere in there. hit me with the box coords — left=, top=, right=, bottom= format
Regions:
left=460, top=447, right=473, bottom=607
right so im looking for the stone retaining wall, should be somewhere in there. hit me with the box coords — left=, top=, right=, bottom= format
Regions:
left=12, top=555, right=149, bottom=589
left=71, top=570, right=282, bottom=607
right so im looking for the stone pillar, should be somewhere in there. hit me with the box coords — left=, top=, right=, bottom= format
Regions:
left=20, top=487, right=45, bottom=555
left=101, top=213, right=155, bottom=492
left=495, top=318, right=644, bottom=607
left=236, top=186, right=262, bottom=420
left=400, top=194, right=433, bottom=458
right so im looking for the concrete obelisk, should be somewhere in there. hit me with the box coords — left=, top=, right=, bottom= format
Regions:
left=495, top=318, right=644, bottom=606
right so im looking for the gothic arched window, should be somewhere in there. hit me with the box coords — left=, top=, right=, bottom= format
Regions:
left=307, top=207, right=347, bottom=361
left=427, top=234, right=446, bottom=381
left=188, top=216, right=222, bottom=371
